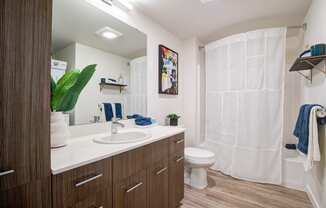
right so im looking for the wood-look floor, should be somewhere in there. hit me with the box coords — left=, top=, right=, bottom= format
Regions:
left=181, top=170, right=313, bottom=208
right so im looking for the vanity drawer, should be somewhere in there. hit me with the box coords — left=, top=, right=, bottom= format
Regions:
left=52, top=159, right=112, bottom=208
left=113, top=145, right=151, bottom=182
left=75, top=188, right=112, bottom=208
left=151, top=139, right=169, bottom=165
left=169, top=133, right=185, bottom=156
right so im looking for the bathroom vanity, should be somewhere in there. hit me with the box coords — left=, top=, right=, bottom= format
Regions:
left=51, top=126, right=185, bottom=208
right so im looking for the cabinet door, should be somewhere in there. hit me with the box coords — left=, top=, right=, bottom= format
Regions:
left=169, top=154, right=184, bottom=208
left=113, top=170, right=147, bottom=208
left=0, top=177, right=52, bottom=208
left=0, top=0, right=52, bottom=191
left=75, top=188, right=111, bottom=208
left=149, top=159, right=169, bottom=208
left=52, top=159, right=112, bottom=208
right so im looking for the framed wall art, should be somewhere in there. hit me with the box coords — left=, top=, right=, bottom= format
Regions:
left=158, top=45, right=178, bottom=95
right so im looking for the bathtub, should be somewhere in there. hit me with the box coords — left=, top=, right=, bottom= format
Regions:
left=282, top=147, right=306, bottom=191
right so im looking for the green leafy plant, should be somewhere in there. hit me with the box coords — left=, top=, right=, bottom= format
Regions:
left=167, top=113, right=180, bottom=120
left=51, top=64, right=96, bottom=112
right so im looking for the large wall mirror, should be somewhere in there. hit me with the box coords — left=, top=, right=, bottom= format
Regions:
left=52, top=0, right=147, bottom=126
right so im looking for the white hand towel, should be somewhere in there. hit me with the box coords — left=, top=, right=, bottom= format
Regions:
left=304, top=106, right=321, bottom=171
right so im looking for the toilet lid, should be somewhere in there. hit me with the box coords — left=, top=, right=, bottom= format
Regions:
left=185, top=147, right=215, bottom=163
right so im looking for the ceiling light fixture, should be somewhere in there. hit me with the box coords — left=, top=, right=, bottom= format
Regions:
left=113, top=0, right=133, bottom=11
left=85, top=0, right=129, bottom=20
left=199, top=0, right=216, bottom=4
left=100, top=0, right=133, bottom=11
left=96, top=27, right=123, bottom=40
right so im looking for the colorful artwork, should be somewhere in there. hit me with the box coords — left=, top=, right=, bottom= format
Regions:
left=159, top=45, right=178, bottom=95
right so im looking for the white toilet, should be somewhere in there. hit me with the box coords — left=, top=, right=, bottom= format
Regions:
left=184, top=147, right=215, bottom=189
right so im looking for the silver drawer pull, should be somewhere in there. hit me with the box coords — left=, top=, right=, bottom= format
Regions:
left=75, top=173, right=103, bottom=187
left=156, top=167, right=168, bottom=175
left=175, top=139, right=184, bottom=144
left=126, top=182, right=143, bottom=193
left=176, top=156, right=184, bottom=163
left=0, top=169, right=15, bottom=177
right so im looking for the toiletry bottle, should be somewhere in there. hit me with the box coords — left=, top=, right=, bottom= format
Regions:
left=117, top=74, right=124, bottom=84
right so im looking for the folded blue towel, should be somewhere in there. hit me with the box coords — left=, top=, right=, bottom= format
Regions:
left=103, top=103, right=114, bottom=121
left=127, top=114, right=153, bottom=126
left=115, top=103, right=123, bottom=119
left=293, top=104, right=320, bottom=154
left=127, top=114, right=141, bottom=119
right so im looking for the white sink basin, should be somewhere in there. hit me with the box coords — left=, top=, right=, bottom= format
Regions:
left=93, top=131, right=151, bottom=144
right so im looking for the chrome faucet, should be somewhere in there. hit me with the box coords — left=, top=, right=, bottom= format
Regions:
left=111, top=118, right=125, bottom=134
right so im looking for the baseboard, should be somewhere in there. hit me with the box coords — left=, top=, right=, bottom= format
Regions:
left=282, top=182, right=304, bottom=191
left=305, top=185, right=321, bottom=208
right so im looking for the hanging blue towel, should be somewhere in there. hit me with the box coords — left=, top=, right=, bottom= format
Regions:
left=115, top=103, right=123, bottom=119
left=103, top=103, right=114, bottom=121
left=293, top=104, right=320, bottom=154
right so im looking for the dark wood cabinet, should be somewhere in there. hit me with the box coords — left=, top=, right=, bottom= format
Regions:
left=52, top=134, right=185, bottom=208
left=0, top=0, right=52, bottom=207
left=148, top=159, right=169, bottom=208
left=168, top=154, right=184, bottom=208
left=0, top=177, right=52, bottom=208
left=168, top=133, right=185, bottom=208
left=52, top=159, right=112, bottom=208
left=113, top=170, right=148, bottom=208
left=75, top=188, right=111, bottom=208
left=0, top=0, right=52, bottom=191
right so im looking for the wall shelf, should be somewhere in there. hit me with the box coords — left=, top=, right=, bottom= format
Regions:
left=289, top=55, right=326, bottom=83
left=99, top=82, right=127, bottom=93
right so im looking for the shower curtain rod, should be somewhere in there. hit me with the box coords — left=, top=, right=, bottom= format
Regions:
left=287, top=23, right=307, bottom=31
left=198, top=24, right=307, bottom=50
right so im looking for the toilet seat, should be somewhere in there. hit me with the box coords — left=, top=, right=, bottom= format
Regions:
left=185, top=147, right=215, bottom=165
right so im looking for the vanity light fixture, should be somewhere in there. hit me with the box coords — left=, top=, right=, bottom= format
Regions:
left=85, top=0, right=132, bottom=20
left=113, top=0, right=133, bottom=11
left=101, top=0, right=133, bottom=11
left=96, top=27, right=123, bottom=40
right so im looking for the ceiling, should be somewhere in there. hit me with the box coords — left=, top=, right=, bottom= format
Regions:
left=52, top=0, right=146, bottom=59
left=132, top=0, right=312, bottom=43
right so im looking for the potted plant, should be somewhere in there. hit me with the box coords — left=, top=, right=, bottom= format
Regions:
left=167, top=113, right=180, bottom=126
left=50, top=64, right=96, bottom=148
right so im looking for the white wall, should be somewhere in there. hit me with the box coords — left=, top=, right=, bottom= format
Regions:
left=182, top=38, right=201, bottom=146
left=283, top=35, right=304, bottom=146
left=300, top=0, right=326, bottom=207
left=53, top=43, right=76, bottom=70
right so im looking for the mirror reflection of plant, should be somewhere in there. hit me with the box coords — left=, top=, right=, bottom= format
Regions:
left=51, top=64, right=96, bottom=112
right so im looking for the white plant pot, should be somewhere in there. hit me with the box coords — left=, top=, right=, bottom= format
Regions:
left=51, top=112, right=69, bottom=148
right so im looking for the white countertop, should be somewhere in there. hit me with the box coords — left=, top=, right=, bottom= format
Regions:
left=51, top=125, right=185, bottom=175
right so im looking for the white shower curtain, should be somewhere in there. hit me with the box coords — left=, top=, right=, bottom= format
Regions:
left=128, top=56, right=147, bottom=116
left=204, top=28, right=286, bottom=184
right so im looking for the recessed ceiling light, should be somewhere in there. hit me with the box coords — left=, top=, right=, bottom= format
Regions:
left=96, top=27, right=123, bottom=40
